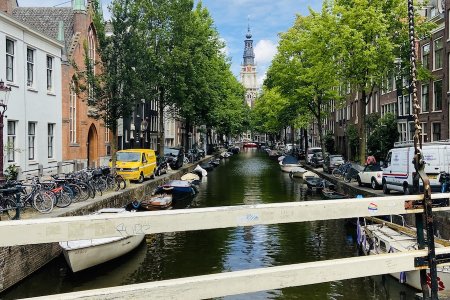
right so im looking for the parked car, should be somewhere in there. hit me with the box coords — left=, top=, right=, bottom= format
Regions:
left=310, top=152, right=324, bottom=168
left=111, top=149, right=157, bottom=183
left=323, top=154, right=345, bottom=174
left=306, top=147, right=322, bottom=164
left=357, top=164, right=383, bottom=189
left=164, top=147, right=184, bottom=170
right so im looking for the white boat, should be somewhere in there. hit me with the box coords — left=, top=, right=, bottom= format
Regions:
left=302, top=170, right=319, bottom=180
left=358, top=216, right=450, bottom=291
left=59, top=208, right=145, bottom=272
left=279, top=155, right=302, bottom=173
left=289, top=167, right=307, bottom=178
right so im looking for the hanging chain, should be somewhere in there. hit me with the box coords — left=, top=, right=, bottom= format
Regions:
left=408, top=1, right=437, bottom=299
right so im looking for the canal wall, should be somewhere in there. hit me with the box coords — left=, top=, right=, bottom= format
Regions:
left=304, top=165, right=450, bottom=240
left=0, top=159, right=209, bottom=293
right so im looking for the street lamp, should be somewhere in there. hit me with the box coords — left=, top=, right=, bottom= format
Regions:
left=0, top=79, right=11, bottom=182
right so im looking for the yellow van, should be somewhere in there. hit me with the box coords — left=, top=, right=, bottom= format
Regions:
left=111, top=149, right=157, bottom=183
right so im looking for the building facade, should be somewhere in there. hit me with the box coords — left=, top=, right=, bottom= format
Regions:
left=10, top=0, right=110, bottom=168
left=0, top=10, right=63, bottom=174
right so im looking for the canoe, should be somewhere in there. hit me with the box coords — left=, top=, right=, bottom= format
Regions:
left=59, top=208, right=145, bottom=272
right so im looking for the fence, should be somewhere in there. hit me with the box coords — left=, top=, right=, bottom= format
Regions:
left=2, top=193, right=450, bottom=299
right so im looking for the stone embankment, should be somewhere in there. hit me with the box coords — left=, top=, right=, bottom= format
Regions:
left=303, top=164, right=450, bottom=240
left=0, top=157, right=210, bottom=293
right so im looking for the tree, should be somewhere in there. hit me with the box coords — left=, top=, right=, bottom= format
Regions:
left=333, top=0, right=409, bottom=163
left=324, top=131, right=335, bottom=154
left=367, top=113, right=398, bottom=161
left=75, top=0, right=143, bottom=171
left=265, top=2, right=341, bottom=158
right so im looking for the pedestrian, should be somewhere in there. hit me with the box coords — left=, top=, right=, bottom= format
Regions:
left=366, top=155, right=376, bottom=166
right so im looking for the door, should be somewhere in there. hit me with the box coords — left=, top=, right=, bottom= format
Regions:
left=87, top=124, right=99, bottom=168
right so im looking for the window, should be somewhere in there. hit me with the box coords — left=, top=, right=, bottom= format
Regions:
left=434, top=38, right=443, bottom=70
left=48, top=123, right=54, bottom=158
left=422, top=44, right=430, bottom=69
left=398, top=123, right=407, bottom=142
left=69, top=82, right=77, bottom=143
left=404, top=94, right=410, bottom=115
left=7, top=121, right=16, bottom=162
left=433, top=80, right=442, bottom=111
left=88, top=27, right=96, bottom=100
left=6, top=39, right=14, bottom=82
left=46, top=56, right=53, bottom=91
left=432, top=123, right=441, bottom=141
left=421, top=122, right=428, bottom=143
left=398, top=96, right=403, bottom=116
left=28, top=122, right=36, bottom=160
left=408, top=122, right=414, bottom=141
left=27, top=48, right=34, bottom=87
left=421, top=84, right=429, bottom=112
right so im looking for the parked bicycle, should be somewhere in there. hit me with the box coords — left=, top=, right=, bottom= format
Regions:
left=344, top=166, right=360, bottom=183
left=332, top=162, right=352, bottom=179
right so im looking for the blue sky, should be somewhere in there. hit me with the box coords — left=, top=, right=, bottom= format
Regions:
left=19, top=0, right=322, bottom=85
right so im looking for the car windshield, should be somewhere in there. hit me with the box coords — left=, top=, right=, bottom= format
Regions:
left=116, top=152, right=141, bottom=162
left=307, top=148, right=322, bottom=154
left=365, top=164, right=382, bottom=172
left=164, top=148, right=180, bottom=156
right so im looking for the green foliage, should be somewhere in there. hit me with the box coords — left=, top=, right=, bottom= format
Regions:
left=324, top=131, right=335, bottom=154
left=347, top=124, right=360, bottom=161
left=367, top=113, right=398, bottom=161
left=5, top=164, right=18, bottom=181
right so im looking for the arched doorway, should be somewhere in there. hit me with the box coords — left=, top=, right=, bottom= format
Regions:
left=87, top=124, right=99, bottom=167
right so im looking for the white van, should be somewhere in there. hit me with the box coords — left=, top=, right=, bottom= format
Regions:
left=382, top=143, right=450, bottom=194
left=306, top=147, right=322, bottom=164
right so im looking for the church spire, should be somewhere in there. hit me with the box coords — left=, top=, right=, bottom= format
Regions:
left=243, top=19, right=255, bottom=66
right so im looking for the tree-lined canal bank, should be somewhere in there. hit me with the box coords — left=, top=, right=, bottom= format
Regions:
left=1, top=149, right=417, bottom=299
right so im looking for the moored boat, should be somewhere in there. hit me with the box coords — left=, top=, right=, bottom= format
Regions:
left=305, top=178, right=334, bottom=191
left=140, top=194, right=173, bottom=210
left=358, top=216, right=450, bottom=291
left=279, top=155, right=302, bottom=173
left=181, top=172, right=201, bottom=185
left=243, top=142, right=257, bottom=148
left=289, top=167, right=307, bottom=178
left=59, top=208, right=145, bottom=272
left=321, top=188, right=347, bottom=199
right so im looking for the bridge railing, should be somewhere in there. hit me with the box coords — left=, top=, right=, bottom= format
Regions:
left=2, top=193, right=450, bottom=299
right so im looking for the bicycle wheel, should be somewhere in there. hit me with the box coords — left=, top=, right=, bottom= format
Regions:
left=33, top=191, right=54, bottom=213
left=332, top=169, right=341, bottom=178
left=76, top=182, right=90, bottom=202
left=95, top=178, right=108, bottom=193
left=55, top=189, right=72, bottom=208
left=115, top=175, right=126, bottom=191
left=2, top=197, right=19, bottom=220
left=66, top=184, right=82, bottom=202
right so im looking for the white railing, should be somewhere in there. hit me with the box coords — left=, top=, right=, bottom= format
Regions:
left=2, top=193, right=450, bottom=299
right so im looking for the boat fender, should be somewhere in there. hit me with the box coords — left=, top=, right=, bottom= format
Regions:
left=132, top=200, right=140, bottom=209
left=399, top=271, right=407, bottom=283
left=163, top=186, right=174, bottom=191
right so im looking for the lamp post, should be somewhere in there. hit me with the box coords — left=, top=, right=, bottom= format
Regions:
left=0, top=79, right=11, bottom=182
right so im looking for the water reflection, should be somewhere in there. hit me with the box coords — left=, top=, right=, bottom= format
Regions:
left=1, top=149, right=419, bottom=299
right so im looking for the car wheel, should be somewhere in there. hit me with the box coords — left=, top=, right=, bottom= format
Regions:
left=371, top=178, right=378, bottom=189
left=383, top=181, right=390, bottom=194
left=357, top=176, right=362, bottom=187
left=138, top=172, right=144, bottom=183
left=403, top=184, right=410, bottom=195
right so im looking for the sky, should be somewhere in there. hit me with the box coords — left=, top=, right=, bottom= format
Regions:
left=18, top=0, right=322, bottom=86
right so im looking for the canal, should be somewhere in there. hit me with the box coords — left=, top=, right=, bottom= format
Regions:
left=1, top=149, right=417, bottom=299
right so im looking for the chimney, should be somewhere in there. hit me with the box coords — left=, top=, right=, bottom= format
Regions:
left=0, top=0, right=18, bottom=14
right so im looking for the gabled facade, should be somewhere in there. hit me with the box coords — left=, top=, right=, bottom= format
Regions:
left=0, top=10, right=63, bottom=173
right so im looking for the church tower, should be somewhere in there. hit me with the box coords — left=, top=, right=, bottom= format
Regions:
left=240, top=24, right=258, bottom=108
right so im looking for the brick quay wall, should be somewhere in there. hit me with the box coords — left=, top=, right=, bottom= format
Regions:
left=0, top=160, right=206, bottom=293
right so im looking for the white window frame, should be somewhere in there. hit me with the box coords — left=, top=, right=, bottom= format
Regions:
left=421, top=122, right=428, bottom=144
left=48, top=123, right=54, bottom=159
left=432, top=122, right=441, bottom=141
left=421, top=84, right=429, bottom=113
left=28, top=122, right=36, bottom=161
left=46, top=56, right=53, bottom=91
left=434, top=37, right=443, bottom=70
left=422, top=43, right=430, bottom=70
left=433, top=80, right=443, bottom=111
left=7, top=120, right=16, bottom=162
left=398, top=122, right=407, bottom=142
left=6, top=38, right=14, bottom=82
left=69, top=82, right=77, bottom=143
left=27, top=48, right=34, bottom=87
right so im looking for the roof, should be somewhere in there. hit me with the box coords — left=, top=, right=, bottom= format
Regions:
left=11, top=7, right=74, bottom=51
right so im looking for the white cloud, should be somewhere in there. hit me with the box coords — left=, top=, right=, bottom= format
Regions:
left=254, top=39, right=277, bottom=65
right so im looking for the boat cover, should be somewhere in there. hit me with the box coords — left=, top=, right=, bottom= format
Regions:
left=282, top=155, right=299, bottom=165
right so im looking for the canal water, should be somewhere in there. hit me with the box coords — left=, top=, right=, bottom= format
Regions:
left=1, top=149, right=418, bottom=299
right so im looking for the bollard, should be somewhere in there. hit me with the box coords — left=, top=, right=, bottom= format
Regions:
left=38, top=164, right=43, bottom=177
left=57, top=161, right=63, bottom=174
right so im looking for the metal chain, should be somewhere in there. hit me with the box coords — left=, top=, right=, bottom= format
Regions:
left=408, top=1, right=437, bottom=299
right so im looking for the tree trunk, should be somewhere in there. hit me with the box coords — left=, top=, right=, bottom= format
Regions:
left=158, top=87, right=165, bottom=157
left=110, top=121, right=118, bottom=173
left=317, top=104, right=326, bottom=158
left=291, top=125, right=295, bottom=144
left=359, top=89, right=367, bottom=164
